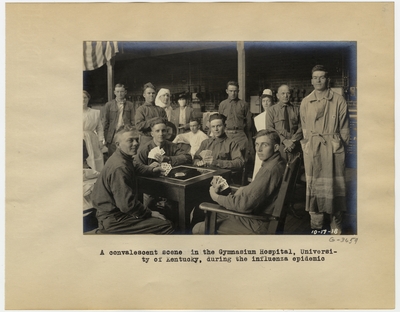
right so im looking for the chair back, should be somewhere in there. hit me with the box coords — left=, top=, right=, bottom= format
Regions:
left=267, top=152, right=302, bottom=234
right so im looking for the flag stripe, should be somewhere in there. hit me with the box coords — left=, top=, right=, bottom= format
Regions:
left=83, top=41, right=118, bottom=71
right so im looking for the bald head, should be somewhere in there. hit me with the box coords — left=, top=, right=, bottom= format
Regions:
left=277, top=84, right=290, bottom=104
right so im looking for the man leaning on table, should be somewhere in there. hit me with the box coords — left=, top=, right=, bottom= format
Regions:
left=91, top=125, right=174, bottom=234
left=135, top=118, right=192, bottom=210
left=193, top=113, right=244, bottom=171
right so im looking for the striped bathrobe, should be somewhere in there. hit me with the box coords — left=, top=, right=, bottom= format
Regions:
left=300, top=89, right=350, bottom=214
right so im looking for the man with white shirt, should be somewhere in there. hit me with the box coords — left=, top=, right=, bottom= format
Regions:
left=173, top=118, right=209, bottom=158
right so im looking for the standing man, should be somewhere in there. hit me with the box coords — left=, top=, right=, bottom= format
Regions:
left=300, top=65, right=350, bottom=234
left=135, top=82, right=168, bottom=145
left=218, top=81, right=253, bottom=157
left=91, top=126, right=174, bottom=234
left=102, top=84, right=136, bottom=157
left=265, top=84, right=302, bottom=161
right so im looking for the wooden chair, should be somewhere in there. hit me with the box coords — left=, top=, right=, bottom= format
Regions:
left=229, top=147, right=249, bottom=187
left=199, top=152, right=302, bottom=234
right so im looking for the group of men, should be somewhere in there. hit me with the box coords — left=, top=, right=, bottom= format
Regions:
left=88, top=64, right=350, bottom=235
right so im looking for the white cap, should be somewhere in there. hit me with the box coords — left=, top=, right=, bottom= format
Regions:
left=262, top=89, right=273, bottom=97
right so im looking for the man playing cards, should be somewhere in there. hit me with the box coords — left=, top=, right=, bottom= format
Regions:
left=136, top=118, right=192, bottom=167
left=136, top=118, right=192, bottom=209
left=192, top=130, right=286, bottom=234
left=91, top=126, right=174, bottom=234
left=193, top=114, right=244, bottom=170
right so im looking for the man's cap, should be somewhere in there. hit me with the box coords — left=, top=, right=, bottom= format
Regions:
left=261, top=89, right=273, bottom=98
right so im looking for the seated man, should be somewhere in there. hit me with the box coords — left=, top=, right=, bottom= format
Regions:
left=192, top=130, right=286, bottom=234
left=136, top=118, right=192, bottom=212
left=193, top=114, right=244, bottom=170
left=136, top=118, right=192, bottom=166
left=172, top=118, right=209, bottom=158
left=91, top=126, right=174, bottom=234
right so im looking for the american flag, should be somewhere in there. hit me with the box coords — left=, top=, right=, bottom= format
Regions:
left=83, top=41, right=119, bottom=71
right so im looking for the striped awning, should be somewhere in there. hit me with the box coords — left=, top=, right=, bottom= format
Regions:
left=83, top=41, right=119, bottom=71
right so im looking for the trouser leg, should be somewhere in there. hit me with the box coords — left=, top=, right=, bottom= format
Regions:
left=309, top=212, right=324, bottom=229
left=98, top=213, right=174, bottom=234
left=330, top=211, right=344, bottom=235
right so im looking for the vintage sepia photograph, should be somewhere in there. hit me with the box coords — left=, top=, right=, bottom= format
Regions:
left=6, top=3, right=394, bottom=310
left=83, top=41, right=357, bottom=235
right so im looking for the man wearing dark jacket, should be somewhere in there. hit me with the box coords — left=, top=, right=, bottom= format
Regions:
left=102, top=84, right=136, bottom=157
left=92, top=126, right=173, bottom=234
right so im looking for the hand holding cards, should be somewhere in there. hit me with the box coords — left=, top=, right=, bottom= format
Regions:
left=160, top=162, right=172, bottom=176
left=198, top=150, right=213, bottom=166
left=148, top=146, right=165, bottom=161
left=211, top=175, right=229, bottom=192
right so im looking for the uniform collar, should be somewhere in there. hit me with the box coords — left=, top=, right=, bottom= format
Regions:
left=228, top=98, right=240, bottom=103
left=116, top=148, right=134, bottom=162
left=278, top=101, right=292, bottom=108
left=261, top=152, right=281, bottom=167
left=212, top=133, right=228, bottom=142
left=309, top=89, right=333, bottom=102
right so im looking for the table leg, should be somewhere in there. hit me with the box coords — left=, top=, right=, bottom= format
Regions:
left=177, top=190, right=188, bottom=233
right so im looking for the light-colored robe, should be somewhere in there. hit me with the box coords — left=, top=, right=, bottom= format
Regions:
left=300, top=89, right=350, bottom=214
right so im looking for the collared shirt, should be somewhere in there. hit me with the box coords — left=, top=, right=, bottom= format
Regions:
left=193, top=133, right=244, bottom=170
left=265, top=101, right=303, bottom=143
left=102, top=99, right=136, bottom=143
left=135, top=139, right=192, bottom=167
left=92, top=148, right=157, bottom=218
left=165, top=106, right=173, bottom=121
left=179, top=107, right=186, bottom=125
left=218, top=98, right=252, bottom=131
left=116, top=102, right=125, bottom=130
left=216, top=152, right=286, bottom=215
left=173, top=130, right=209, bottom=157
left=135, top=102, right=168, bottom=136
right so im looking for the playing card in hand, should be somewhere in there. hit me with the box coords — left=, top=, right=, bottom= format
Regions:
left=149, top=146, right=165, bottom=160
left=211, top=175, right=229, bottom=191
left=199, top=150, right=212, bottom=160
left=160, top=162, right=172, bottom=176
left=196, top=160, right=205, bottom=167
left=203, top=155, right=214, bottom=165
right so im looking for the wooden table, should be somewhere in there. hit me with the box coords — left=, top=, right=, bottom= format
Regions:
left=137, top=165, right=231, bottom=233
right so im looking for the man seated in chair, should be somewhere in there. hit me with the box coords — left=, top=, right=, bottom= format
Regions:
left=91, top=126, right=174, bottom=234
left=192, top=130, right=286, bottom=234
left=193, top=114, right=244, bottom=170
